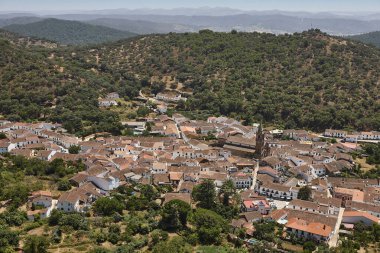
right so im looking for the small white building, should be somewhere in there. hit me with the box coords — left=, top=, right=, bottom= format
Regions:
left=0, top=141, right=15, bottom=153
left=230, top=173, right=253, bottom=189
left=88, top=176, right=120, bottom=191
left=324, top=129, right=347, bottom=138
left=156, top=92, right=187, bottom=102
left=360, top=131, right=380, bottom=140
left=99, top=99, right=118, bottom=107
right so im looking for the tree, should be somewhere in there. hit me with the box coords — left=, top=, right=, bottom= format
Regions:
left=191, top=208, right=227, bottom=245
left=0, top=208, right=27, bottom=226
left=136, top=106, right=150, bottom=117
left=219, top=179, right=237, bottom=206
left=192, top=180, right=216, bottom=209
left=93, top=197, right=124, bottom=216
left=139, top=185, right=158, bottom=202
left=23, top=235, right=49, bottom=253
left=303, top=241, right=316, bottom=253
left=151, top=82, right=165, bottom=95
left=68, top=145, right=81, bottom=154
left=150, top=229, right=169, bottom=248
left=253, top=221, right=276, bottom=242
left=57, top=179, right=71, bottom=191
left=298, top=186, right=312, bottom=201
left=0, top=133, right=6, bottom=139
left=0, top=226, right=19, bottom=251
left=160, top=200, right=191, bottom=231
left=48, top=209, right=62, bottom=226
left=58, top=212, right=88, bottom=230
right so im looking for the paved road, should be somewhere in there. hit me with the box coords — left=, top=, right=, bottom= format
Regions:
left=250, top=161, right=260, bottom=191
left=329, top=207, right=345, bottom=248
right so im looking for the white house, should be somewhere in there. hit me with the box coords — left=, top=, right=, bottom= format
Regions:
left=289, top=156, right=307, bottom=167
left=57, top=191, right=85, bottom=212
left=242, top=199, right=270, bottom=214
left=0, top=140, right=15, bottom=153
left=151, top=162, right=168, bottom=174
left=311, top=164, right=326, bottom=177
left=345, top=201, right=380, bottom=219
left=88, top=176, right=120, bottom=191
left=360, top=131, right=380, bottom=140
left=324, top=129, right=347, bottom=138
left=230, top=172, right=253, bottom=189
left=156, top=92, right=187, bottom=102
left=285, top=218, right=334, bottom=243
left=57, top=186, right=99, bottom=212
left=343, top=211, right=380, bottom=226
left=98, top=99, right=118, bottom=107
left=259, top=182, right=297, bottom=200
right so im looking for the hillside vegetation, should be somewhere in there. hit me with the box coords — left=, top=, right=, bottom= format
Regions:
left=349, top=31, right=380, bottom=48
left=1, top=29, right=380, bottom=132
left=0, top=34, right=142, bottom=136
left=75, top=29, right=380, bottom=131
left=3, top=18, right=137, bottom=45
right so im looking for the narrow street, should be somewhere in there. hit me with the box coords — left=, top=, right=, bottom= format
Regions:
left=250, top=160, right=260, bottom=191
left=329, top=207, right=345, bottom=248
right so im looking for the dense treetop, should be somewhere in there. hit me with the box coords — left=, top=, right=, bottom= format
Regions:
left=0, top=33, right=142, bottom=136
left=82, top=29, right=380, bottom=131
left=1, top=29, right=380, bottom=132
left=349, top=31, right=380, bottom=48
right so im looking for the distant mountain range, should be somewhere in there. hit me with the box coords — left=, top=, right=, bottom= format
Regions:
left=0, top=16, right=42, bottom=27
left=349, top=31, right=380, bottom=48
left=85, top=18, right=196, bottom=34
left=0, top=9, right=380, bottom=37
left=2, top=18, right=137, bottom=45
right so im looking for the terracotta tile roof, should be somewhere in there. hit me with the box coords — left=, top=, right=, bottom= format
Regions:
left=334, top=187, right=365, bottom=202
left=31, top=190, right=52, bottom=197
left=270, top=209, right=288, bottom=221
left=343, top=210, right=380, bottom=224
left=345, top=200, right=380, bottom=214
left=240, top=211, right=263, bottom=222
left=313, top=196, right=342, bottom=208
left=87, top=165, right=107, bottom=176
left=285, top=209, right=338, bottom=229
left=286, top=217, right=333, bottom=237
left=179, top=181, right=195, bottom=192
left=153, top=173, right=170, bottom=185
left=70, top=173, right=89, bottom=184
left=169, top=172, right=183, bottom=181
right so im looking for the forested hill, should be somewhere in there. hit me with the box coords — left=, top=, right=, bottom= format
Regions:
left=2, top=18, right=137, bottom=45
left=0, top=29, right=380, bottom=134
left=349, top=31, right=380, bottom=48
left=73, top=29, right=380, bottom=131
left=0, top=29, right=58, bottom=48
left=0, top=34, right=142, bottom=136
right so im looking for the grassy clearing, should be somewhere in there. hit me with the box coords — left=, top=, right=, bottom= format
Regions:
left=356, top=158, right=376, bottom=172
left=281, top=242, right=303, bottom=252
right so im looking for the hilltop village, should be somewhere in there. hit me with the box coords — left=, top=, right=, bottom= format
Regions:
left=1, top=97, right=380, bottom=252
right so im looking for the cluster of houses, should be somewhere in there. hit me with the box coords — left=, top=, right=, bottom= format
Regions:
left=324, top=129, right=380, bottom=142
left=0, top=114, right=379, bottom=248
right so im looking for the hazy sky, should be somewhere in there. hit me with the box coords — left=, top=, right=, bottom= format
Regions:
left=1, top=0, right=380, bottom=13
